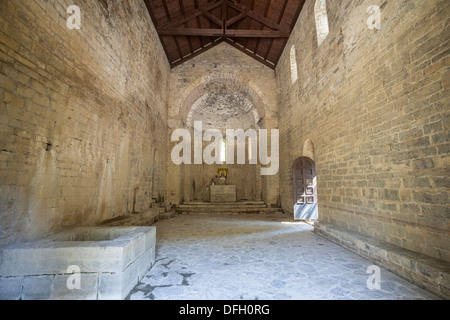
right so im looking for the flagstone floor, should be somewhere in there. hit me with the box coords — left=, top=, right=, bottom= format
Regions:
left=126, top=213, right=439, bottom=300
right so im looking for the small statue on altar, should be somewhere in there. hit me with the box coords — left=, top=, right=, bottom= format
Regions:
left=217, top=168, right=228, bottom=185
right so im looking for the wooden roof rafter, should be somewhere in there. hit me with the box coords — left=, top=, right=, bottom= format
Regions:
left=144, top=0, right=306, bottom=69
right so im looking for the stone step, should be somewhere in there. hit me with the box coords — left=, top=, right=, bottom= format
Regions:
left=176, top=206, right=283, bottom=215
left=180, top=201, right=267, bottom=206
left=177, top=208, right=283, bottom=213
left=178, top=204, right=269, bottom=209
left=159, top=210, right=178, bottom=220
left=174, top=201, right=283, bottom=215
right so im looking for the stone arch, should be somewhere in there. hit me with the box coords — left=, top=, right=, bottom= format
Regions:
left=303, top=139, right=315, bottom=161
left=181, top=74, right=267, bottom=130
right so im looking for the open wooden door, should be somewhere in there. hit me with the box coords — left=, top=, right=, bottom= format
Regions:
left=293, top=157, right=318, bottom=220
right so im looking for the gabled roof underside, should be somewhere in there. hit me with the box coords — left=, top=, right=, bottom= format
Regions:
left=144, top=0, right=306, bottom=69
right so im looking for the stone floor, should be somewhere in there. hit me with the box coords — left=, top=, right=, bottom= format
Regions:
left=126, top=213, right=439, bottom=300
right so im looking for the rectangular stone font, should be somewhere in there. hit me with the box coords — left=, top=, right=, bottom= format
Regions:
left=0, top=226, right=156, bottom=300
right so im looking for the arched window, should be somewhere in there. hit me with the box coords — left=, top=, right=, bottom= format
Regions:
left=219, top=139, right=226, bottom=163
left=290, top=45, right=298, bottom=84
left=314, top=0, right=329, bottom=46
left=248, top=137, right=253, bottom=163
left=247, top=136, right=258, bottom=164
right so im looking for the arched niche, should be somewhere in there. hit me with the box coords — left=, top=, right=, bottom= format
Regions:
left=303, top=139, right=315, bottom=162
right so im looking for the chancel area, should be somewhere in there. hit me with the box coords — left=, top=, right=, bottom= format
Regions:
left=0, top=0, right=449, bottom=300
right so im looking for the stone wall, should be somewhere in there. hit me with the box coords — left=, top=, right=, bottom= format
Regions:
left=166, top=42, right=280, bottom=206
left=0, top=0, right=170, bottom=247
left=276, top=0, right=449, bottom=261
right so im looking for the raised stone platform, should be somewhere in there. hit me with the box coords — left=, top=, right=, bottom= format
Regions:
left=0, top=226, right=156, bottom=300
left=314, top=222, right=450, bottom=299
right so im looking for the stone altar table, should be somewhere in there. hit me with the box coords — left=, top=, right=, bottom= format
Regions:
left=210, top=185, right=237, bottom=202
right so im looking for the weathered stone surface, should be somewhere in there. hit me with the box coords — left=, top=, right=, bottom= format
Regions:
left=210, top=185, right=237, bottom=203
left=165, top=43, right=280, bottom=207
left=0, top=0, right=170, bottom=248
left=98, top=273, right=123, bottom=301
left=0, top=276, right=24, bottom=300
left=52, top=273, right=98, bottom=300
left=0, top=226, right=156, bottom=300
left=22, top=276, right=53, bottom=300
left=0, top=0, right=448, bottom=301
left=127, top=214, right=440, bottom=300
left=314, top=222, right=450, bottom=299
left=276, top=0, right=450, bottom=262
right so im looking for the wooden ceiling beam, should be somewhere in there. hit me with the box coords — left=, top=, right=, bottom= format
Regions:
left=277, top=0, right=289, bottom=24
left=174, top=37, right=184, bottom=60
left=241, top=0, right=255, bottom=53
left=272, top=0, right=306, bottom=66
left=226, top=1, right=289, bottom=32
left=222, top=0, right=227, bottom=34
left=265, top=0, right=288, bottom=61
left=178, top=0, right=194, bottom=56
left=264, top=39, right=274, bottom=61
left=178, top=0, right=186, bottom=15
left=202, top=10, right=223, bottom=27
left=193, top=0, right=205, bottom=49
left=171, top=38, right=224, bottom=68
left=253, top=0, right=272, bottom=61
left=145, top=0, right=306, bottom=69
left=222, top=0, right=227, bottom=21
left=161, top=0, right=172, bottom=21
left=159, top=28, right=223, bottom=37
left=224, top=38, right=275, bottom=69
left=225, top=11, right=247, bottom=27
left=158, top=28, right=289, bottom=38
left=157, top=1, right=223, bottom=29
left=226, top=29, right=288, bottom=38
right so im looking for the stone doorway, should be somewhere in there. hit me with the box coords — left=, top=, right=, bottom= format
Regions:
left=292, top=157, right=318, bottom=220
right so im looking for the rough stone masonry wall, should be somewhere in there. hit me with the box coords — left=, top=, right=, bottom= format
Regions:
left=276, top=0, right=449, bottom=261
left=166, top=42, right=279, bottom=206
left=0, top=0, right=170, bottom=247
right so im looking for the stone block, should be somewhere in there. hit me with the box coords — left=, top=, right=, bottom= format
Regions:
left=0, top=226, right=156, bottom=299
left=0, top=276, right=24, bottom=300
left=0, top=245, right=124, bottom=276
left=210, top=185, right=237, bottom=202
left=22, top=276, right=54, bottom=300
left=52, top=273, right=99, bottom=300
left=97, top=273, right=123, bottom=300
left=137, top=247, right=156, bottom=281
left=122, top=260, right=140, bottom=300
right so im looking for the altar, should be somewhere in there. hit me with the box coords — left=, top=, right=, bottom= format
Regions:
left=210, top=168, right=236, bottom=202
left=210, top=185, right=237, bottom=202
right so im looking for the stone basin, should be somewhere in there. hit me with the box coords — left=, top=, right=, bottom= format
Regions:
left=0, top=226, right=156, bottom=300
